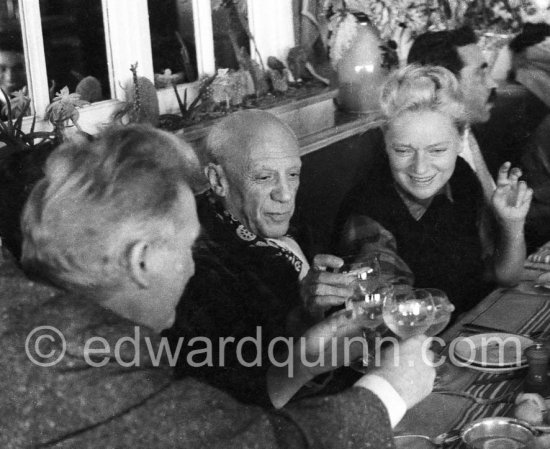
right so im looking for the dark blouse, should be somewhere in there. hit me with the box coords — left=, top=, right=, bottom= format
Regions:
left=336, top=157, right=495, bottom=318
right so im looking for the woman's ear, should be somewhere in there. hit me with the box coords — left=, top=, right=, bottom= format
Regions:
left=205, top=163, right=228, bottom=197
left=127, top=240, right=152, bottom=288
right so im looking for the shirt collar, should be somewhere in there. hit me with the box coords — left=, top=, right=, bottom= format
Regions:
left=395, top=182, right=454, bottom=221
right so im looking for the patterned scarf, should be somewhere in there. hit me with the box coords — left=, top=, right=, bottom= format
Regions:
left=206, top=191, right=303, bottom=275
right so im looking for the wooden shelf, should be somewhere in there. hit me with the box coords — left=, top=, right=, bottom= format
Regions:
left=299, top=111, right=383, bottom=156
left=175, top=87, right=339, bottom=144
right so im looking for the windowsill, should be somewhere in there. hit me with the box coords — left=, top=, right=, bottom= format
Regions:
left=12, top=88, right=382, bottom=157
left=174, top=87, right=339, bottom=143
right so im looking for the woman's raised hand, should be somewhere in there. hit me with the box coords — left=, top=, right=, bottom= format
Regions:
left=492, top=162, right=533, bottom=228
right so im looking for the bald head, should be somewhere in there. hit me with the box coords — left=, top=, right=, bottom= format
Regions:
left=204, top=109, right=302, bottom=238
left=205, top=109, right=298, bottom=168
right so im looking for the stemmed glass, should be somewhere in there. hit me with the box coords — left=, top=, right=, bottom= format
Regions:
left=382, top=286, right=455, bottom=386
left=340, top=255, right=383, bottom=367
left=423, top=288, right=455, bottom=385
left=424, top=288, right=455, bottom=337
left=342, top=254, right=382, bottom=324
left=382, top=286, right=435, bottom=340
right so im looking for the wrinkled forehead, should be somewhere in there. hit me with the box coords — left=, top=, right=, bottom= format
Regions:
left=235, top=122, right=300, bottom=167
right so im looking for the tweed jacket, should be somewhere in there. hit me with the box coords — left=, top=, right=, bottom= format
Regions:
left=0, top=251, right=395, bottom=449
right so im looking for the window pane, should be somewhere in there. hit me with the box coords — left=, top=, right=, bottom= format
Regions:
left=40, top=0, right=111, bottom=103
left=0, top=2, right=27, bottom=99
left=148, top=0, right=198, bottom=88
left=211, top=0, right=250, bottom=70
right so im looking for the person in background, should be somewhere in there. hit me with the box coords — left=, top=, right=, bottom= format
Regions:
left=407, top=26, right=498, bottom=203
left=2, top=123, right=434, bottom=448
left=335, top=65, right=532, bottom=320
left=520, top=115, right=550, bottom=250
left=509, top=2, right=550, bottom=250
left=509, top=0, right=550, bottom=110
left=0, top=31, right=26, bottom=98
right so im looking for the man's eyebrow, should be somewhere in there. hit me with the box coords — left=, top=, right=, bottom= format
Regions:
left=392, top=143, right=416, bottom=149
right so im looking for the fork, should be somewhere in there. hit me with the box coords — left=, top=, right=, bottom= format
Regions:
left=433, top=389, right=516, bottom=405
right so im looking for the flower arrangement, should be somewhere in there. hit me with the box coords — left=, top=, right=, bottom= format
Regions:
left=463, top=0, right=524, bottom=34
left=323, top=0, right=536, bottom=66
left=325, top=0, right=452, bottom=66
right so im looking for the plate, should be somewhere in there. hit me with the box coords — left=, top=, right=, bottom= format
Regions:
left=452, top=361, right=527, bottom=374
left=452, top=333, right=533, bottom=368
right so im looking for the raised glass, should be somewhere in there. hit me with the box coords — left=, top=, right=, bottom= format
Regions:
left=424, top=288, right=455, bottom=336
left=382, top=287, right=434, bottom=340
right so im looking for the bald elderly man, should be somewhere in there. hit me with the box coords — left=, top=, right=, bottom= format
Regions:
left=166, top=110, right=435, bottom=417
left=8, top=123, right=414, bottom=448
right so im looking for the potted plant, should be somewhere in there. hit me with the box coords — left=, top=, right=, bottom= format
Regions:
left=0, top=88, right=58, bottom=260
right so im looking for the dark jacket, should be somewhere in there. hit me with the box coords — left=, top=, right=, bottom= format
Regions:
left=336, top=157, right=494, bottom=317
left=167, top=192, right=308, bottom=405
left=0, top=247, right=395, bottom=448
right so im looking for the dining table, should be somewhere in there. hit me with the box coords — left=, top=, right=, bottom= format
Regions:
left=393, top=266, right=550, bottom=448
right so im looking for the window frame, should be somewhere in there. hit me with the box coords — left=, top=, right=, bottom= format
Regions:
left=16, top=0, right=294, bottom=132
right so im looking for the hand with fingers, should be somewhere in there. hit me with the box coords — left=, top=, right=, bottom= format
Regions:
left=300, top=254, right=355, bottom=321
left=492, top=161, right=533, bottom=230
left=364, top=335, right=436, bottom=410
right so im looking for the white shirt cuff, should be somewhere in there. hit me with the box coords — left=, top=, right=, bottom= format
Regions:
left=354, top=374, right=407, bottom=428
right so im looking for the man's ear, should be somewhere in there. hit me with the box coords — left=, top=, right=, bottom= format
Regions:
left=205, top=163, right=228, bottom=197
left=127, top=240, right=153, bottom=288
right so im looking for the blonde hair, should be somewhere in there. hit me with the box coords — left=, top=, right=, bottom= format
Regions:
left=379, top=64, right=468, bottom=133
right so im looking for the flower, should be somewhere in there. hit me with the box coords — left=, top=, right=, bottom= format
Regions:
left=520, top=0, right=550, bottom=24
left=328, top=11, right=359, bottom=66
left=1, top=87, right=30, bottom=119
left=45, top=86, right=89, bottom=126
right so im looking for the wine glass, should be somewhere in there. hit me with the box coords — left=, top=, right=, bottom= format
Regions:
left=340, top=254, right=381, bottom=295
left=345, top=282, right=392, bottom=370
left=424, top=288, right=455, bottom=337
left=382, top=287, right=435, bottom=340
left=343, top=254, right=383, bottom=332
left=422, top=288, right=455, bottom=387
left=345, top=282, right=391, bottom=328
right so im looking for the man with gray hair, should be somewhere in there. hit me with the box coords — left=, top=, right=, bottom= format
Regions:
left=167, top=109, right=435, bottom=421
left=2, top=123, right=426, bottom=448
